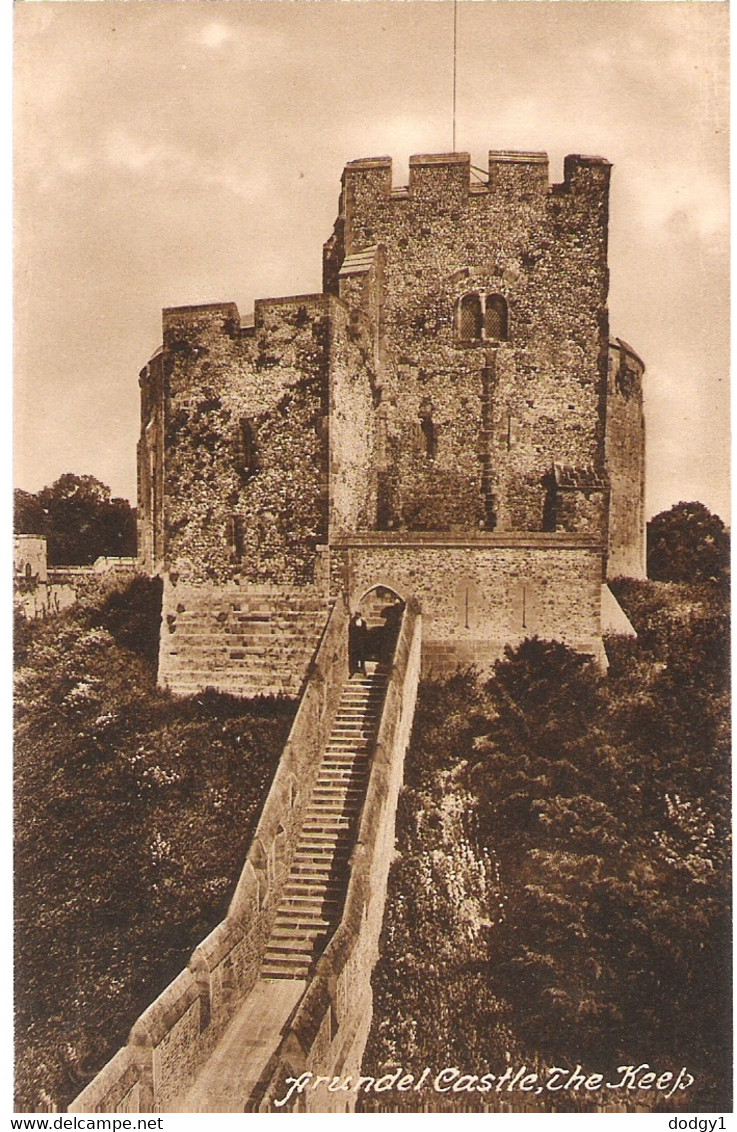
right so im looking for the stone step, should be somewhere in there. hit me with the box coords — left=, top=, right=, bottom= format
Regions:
left=311, top=788, right=363, bottom=802
left=296, top=827, right=354, bottom=840
left=324, top=739, right=373, bottom=749
left=261, top=964, right=312, bottom=980
left=172, top=629, right=323, bottom=645
left=176, top=605, right=329, bottom=619
left=334, top=706, right=382, bottom=716
left=339, top=688, right=385, bottom=697
left=331, top=720, right=380, bottom=730
left=311, top=785, right=364, bottom=798
left=292, top=857, right=346, bottom=871
left=318, top=765, right=369, bottom=776
left=307, top=804, right=362, bottom=815
left=301, top=825, right=353, bottom=838
left=297, top=836, right=352, bottom=850
left=294, top=842, right=351, bottom=857
left=270, top=923, right=328, bottom=941
left=164, top=668, right=304, bottom=683
left=318, top=772, right=367, bottom=784
left=280, top=898, right=340, bottom=915
left=302, top=811, right=354, bottom=823
left=285, top=881, right=344, bottom=898
left=287, top=877, right=347, bottom=892
left=266, top=931, right=328, bottom=951
left=293, top=849, right=350, bottom=863
left=287, top=867, right=343, bottom=882
left=274, top=907, right=334, bottom=924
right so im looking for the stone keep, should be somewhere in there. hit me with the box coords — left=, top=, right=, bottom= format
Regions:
left=137, top=150, right=646, bottom=695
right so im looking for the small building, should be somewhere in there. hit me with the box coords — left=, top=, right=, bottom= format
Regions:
left=13, top=535, right=76, bottom=620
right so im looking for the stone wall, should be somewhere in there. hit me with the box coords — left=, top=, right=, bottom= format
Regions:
left=606, top=339, right=646, bottom=578
left=139, top=293, right=378, bottom=587
left=69, top=597, right=350, bottom=1113
left=331, top=532, right=606, bottom=673
left=328, top=302, right=379, bottom=536
left=257, top=601, right=422, bottom=1112
left=137, top=348, right=166, bottom=575
left=13, top=542, right=137, bottom=621
left=158, top=576, right=333, bottom=697
left=324, top=151, right=612, bottom=536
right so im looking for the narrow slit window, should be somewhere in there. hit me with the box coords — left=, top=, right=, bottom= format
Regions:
left=230, top=514, right=245, bottom=560
left=420, top=416, right=437, bottom=459
left=234, top=417, right=258, bottom=479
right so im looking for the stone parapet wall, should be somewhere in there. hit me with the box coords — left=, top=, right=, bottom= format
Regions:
left=331, top=533, right=606, bottom=673
left=70, top=597, right=350, bottom=1113
left=257, top=602, right=422, bottom=1112
left=14, top=582, right=77, bottom=621
left=158, top=575, right=333, bottom=698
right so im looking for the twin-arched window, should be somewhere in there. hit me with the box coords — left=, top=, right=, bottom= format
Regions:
left=456, top=293, right=509, bottom=342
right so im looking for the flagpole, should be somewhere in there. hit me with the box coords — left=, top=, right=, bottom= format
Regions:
left=452, top=0, right=458, bottom=152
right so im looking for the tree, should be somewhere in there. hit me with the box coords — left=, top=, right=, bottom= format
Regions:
left=14, top=474, right=137, bottom=565
left=647, top=501, right=729, bottom=585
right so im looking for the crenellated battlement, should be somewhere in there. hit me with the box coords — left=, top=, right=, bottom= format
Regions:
left=340, top=149, right=610, bottom=209
left=163, top=301, right=242, bottom=347
left=161, top=293, right=353, bottom=342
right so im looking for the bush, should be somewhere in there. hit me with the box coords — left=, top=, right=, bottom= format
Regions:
left=362, top=583, right=730, bottom=1111
left=647, top=502, right=729, bottom=586
left=14, top=578, right=296, bottom=1111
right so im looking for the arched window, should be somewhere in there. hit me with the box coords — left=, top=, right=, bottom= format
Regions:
left=458, top=293, right=482, bottom=340
left=485, top=294, right=508, bottom=341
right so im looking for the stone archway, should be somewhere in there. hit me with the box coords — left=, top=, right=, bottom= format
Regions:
left=353, top=583, right=407, bottom=663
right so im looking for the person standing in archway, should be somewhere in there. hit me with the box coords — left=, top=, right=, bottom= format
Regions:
left=349, top=610, right=368, bottom=676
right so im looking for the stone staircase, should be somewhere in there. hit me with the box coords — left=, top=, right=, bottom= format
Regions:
left=160, top=586, right=333, bottom=697
left=260, top=663, right=389, bottom=979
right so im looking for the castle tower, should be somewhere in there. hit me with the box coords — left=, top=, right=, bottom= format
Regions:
left=324, top=151, right=614, bottom=537
left=138, top=150, right=645, bottom=691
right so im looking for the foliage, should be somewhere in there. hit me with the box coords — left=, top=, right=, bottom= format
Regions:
left=362, top=672, right=518, bottom=1108
left=647, top=501, right=729, bottom=586
left=362, top=581, right=730, bottom=1112
left=14, top=474, right=137, bottom=565
left=14, top=577, right=295, bottom=1111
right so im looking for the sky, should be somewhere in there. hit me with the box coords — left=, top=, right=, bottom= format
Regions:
left=14, top=0, right=730, bottom=521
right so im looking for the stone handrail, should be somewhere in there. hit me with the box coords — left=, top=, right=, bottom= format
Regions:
left=257, top=599, right=422, bottom=1111
left=70, top=593, right=349, bottom=1113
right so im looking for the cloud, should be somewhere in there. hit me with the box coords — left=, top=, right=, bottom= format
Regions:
left=630, top=165, right=729, bottom=240
left=104, top=129, right=170, bottom=173
left=198, top=22, right=234, bottom=50
left=102, top=127, right=266, bottom=202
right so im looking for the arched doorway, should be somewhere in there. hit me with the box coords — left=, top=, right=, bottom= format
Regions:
left=354, top=584, right=406, bottom=663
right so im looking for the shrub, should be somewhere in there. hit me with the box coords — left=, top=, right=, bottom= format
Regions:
left=14, top=579, right=295, bottom=1111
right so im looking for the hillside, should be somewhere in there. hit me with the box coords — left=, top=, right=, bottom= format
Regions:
left=360, top=579, right=730, bottom=1112
left=14, top=576, right=296, bottom=1112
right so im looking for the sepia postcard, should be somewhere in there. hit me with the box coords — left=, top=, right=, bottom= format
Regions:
left=13, top=0, right=730, bottom=1120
